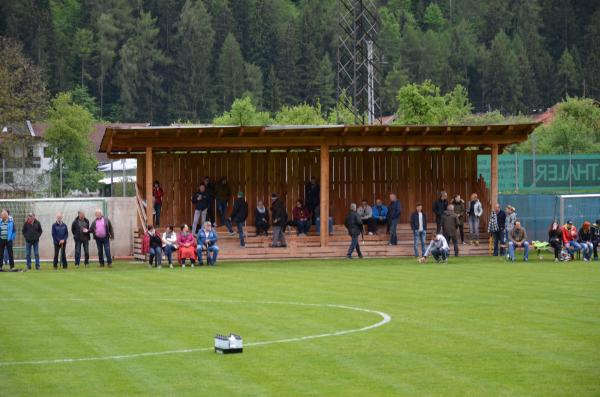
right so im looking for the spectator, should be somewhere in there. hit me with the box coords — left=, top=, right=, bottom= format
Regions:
left=358, top=200, right=376, bottom=235
left=51, top=212, right=69, bottom=269
left=410, top=203, right=427, bottom=258
left=197, top=221, right=219, bottom=266
left=562, top=220, right=581, bottom=260
left=488, top=203, right=507, bottom=257
left=191, top=184, right=210, bottom=234
left=548, top=221, right=562, bottom=262
left=203, top=176, right=216, bottom=225
left=292, top=200, right=311, bottom=236
left=419, top=234, right=450, bottom=264
left=152, top=180, right=163, bottom=226
left=344, top=203, right=363, bottom=259
left=451, top=194, right=466, bottom=244
left=0, top=210, right=16, bottom=271
left=226, top=191, right=248, bottom=247
left=505, top=205, right=517, bottom=243
left=387, top=193, right=401, bottom=246
left=215, top=177, right=231, bottom=226
left=372, top=199, right=388, bottom=227
left=147, top=225, right=162, bottom=268
left=90, top=209, right=114, bottom=268
left=22, top=212, right=42, bottom=270
left=305, top=177, right=320, bottom=224
left=71, top=210, right=90, bottom=268
left=579, top=221, right=594, bottom=262
left=314, top=206, right=333, bottom=236
left=162, top=225, right=178, bottom=269
left=433, top=191, right=448, bottom=233
left=508, top=220, right=529, bottom=262
left=2, top=209, right=13, bottom=266
left=270, top=193, right=288, bottom=247
left=254, top=201, right=270, bottom=236
left=592, top=219, right=600, bottom=261
left=442, top=204, right=459, bottom=257
left=467, top=193, right=483, bottom=245
left=177, top=225, right=196, bottom=268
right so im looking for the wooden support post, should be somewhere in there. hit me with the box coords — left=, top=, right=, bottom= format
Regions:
left=320, top=144, right=330, bottom=247
left=244, top=152, right=254, bottom=225
left=491, top=144, right=499, bottom=208
left=145, top=147, right=153, bottom=226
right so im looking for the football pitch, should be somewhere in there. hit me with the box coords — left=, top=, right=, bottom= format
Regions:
left=1, top=257, right=599, bottom=396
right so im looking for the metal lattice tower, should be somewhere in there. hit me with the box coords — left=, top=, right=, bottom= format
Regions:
left=337, top=0, right=382, bottom=124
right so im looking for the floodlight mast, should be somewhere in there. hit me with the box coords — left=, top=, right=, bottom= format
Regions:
left=336, top=0, right=382, bottom=125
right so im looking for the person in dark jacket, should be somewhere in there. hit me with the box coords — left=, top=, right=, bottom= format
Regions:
left=71, top=211, right=90, bottom=268
left=226, top=192, right=248, bottom=247
left=254, top=201, right=270, bottom=236
left=89, top=209, right=115, bottom=268
left=292, top=200, right=312, bottom=236
left=592, top=219, right=600, bottom=261
left=215, top=177, right=231, bottom=226
left=344, top=203, right=363, bottom=259
left=270, top=193, right=287, bottom=247
left=147, top=225, right=163, bottom=268
left=52, top=212, right=69, bottom=269
left=433, top=191, right=448, bottom=233
left=203, top=176, right=216, bottom=225
left=579, top=221, right=594, bottom=261
left=487, top=203, right=507, bottom=257
left=451, top=194, right=466, bottom=244
left=410, top=203, right=427, bottom=257
left=387, top=193, right=402, bottom=246
left=22, top=212, right=42, bottom=270
left=441, top=204, right=459, bottom=257
left=191, top=184, right=210, bottom=234
left=305, top=178, right=320, bottom=224
left=548, top=221, right=562, bottom=262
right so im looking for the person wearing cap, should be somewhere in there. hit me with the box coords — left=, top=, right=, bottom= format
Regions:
left=419, top=234, right=450, bottom=264
left=508, top=219, right=529, bottom=262
left=270, top=193, right=287, bottom=247
left=197, top=221, right=219, bottom=265
left=578, top=221, right=594, bottom=262
left=22, top=212, right=43, bottom=270
left=592, top=219, right=600, bottom=261
left=562, top=220, right=581, bottom=260
left=226, top=191, right=248, bottom=247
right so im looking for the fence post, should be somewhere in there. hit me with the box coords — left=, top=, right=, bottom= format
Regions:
left=514, top=152, right=519, bottom=193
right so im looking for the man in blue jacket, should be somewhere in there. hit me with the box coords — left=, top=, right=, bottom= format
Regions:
left=197, top=222, right=219, bottom=265
left=387, top=193, right=402, bottom=246
left=410, top=203, right=427, bottom=257
left=0, top=210, right=17, bottom=271
left=52, top=212, right=69, bottom=269
left=372, top=199, right=388, bottom=227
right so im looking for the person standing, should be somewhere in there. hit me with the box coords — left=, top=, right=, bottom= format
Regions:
left=358, top=200, right=376, bottom=235
left=451, top=194, right=466, bottom=244
left=592, top=219, right=600, bottom=261
left=467, top=193, right=483, bottom=245
left=203, top=176, right=216, bottom=226
left=344, top=203, right=363, bottom=259
left=0, top=210, right=16, bottom=271
left=305, top=177, right=320, bottom=225
left=488, top=203, right=507, bottom=257
left=508, top=220, right=529, bottom=262
left=419, top=234, right=450, bottom=264
left=191, top=184, right=209, bottom=234
left=387, top=193, right=401, bottom=246
left=433, top=191, right=448, bottom=233
left=254, top=201, right=270, bottom=236
left=162, top=225, right=178, bottom=269
left=22, top=212, right=42, bottom=270
left=270, top=193, right=287, bottom=248
left=410, top=203, right=427, bottom=258
left=51, top=213, right=69, bottom=269
left=505, top=205, right=517, bottom=243
left=226, top=191, right=248, bottom=247
left=152, top=180, right=163, bottom=227
left=442, top=204, right=459, bottom=257
left=90, top=209, right=114, bottom=268
left=197, top=222, right=219, bottom=265
left=548, top=221, right=563, bottom=262
left=147, top=225, right=163, bottom=268
left=71, top=211, right=90, bottom=268
left=215, top=177, right=231, bottom=227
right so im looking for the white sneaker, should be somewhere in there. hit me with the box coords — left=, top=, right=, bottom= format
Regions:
left=157, top=265, right=162, bottom=269
left=182, top=264, right=186, bottom=269
left=169, top=264, right=173, bottom=269
left=191, top=264, right=195, bottom=268
left=368, top=232, right=373, bottom=235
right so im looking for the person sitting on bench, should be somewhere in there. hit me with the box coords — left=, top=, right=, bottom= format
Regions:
left=508, top=220, right=529, bottom=262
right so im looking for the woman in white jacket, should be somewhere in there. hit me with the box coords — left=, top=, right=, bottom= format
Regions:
left=162, top=225, right=178, bottom=268
left=467, top=193, right=483, bottom=245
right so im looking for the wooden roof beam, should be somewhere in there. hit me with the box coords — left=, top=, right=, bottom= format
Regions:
left=421, top=126, right=431, bottom=136
left=218, top=128, right=224, bottom=137
left=402, top=127, right=410, bottom=135
left=461, top=126, right=472, bottom=136
left=197, top=128, right=203, bottom=136
left=238, top=127, right=245, bottom=137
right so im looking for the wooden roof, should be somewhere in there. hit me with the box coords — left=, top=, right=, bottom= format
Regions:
left=100, top=123, right=539, bottom=157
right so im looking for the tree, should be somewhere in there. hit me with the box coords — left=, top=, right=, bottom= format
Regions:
left=74, top=28, right=94, bottom=87
left=49, top=0, right=83, bottom=91
left=244, top=62, right=263, bottom=108
left=0, top=37, right=48, bottom=126
left=311, top=54, right=335, bottom=111
left=274, top=103, right=326, bottom=125
left=118, top=11, right=170, bottom=123
left=583, top=10, right=600, bottom=98
left=213, top=96, right=271, bottom=125
left=44, top=92, right=102, bottom=196
left=264, top=64, right=281, bottom=113
left=326, top=90, right=357, bottom=124
left=556, top=49, right=580, bottom=99
left=423, top=3, right=445, bottom=31
left=170, top=0, right=215, bottom=121
left=71, top=84, right=99, bottom=117
left=218, top=33, right=245, bottom=111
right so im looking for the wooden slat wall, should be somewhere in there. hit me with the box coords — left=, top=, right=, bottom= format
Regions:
left=137, top=150, right=489, bottom=227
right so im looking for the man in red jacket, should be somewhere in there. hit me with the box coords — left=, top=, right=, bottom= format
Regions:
left=562, top=220, right=581, bottom=260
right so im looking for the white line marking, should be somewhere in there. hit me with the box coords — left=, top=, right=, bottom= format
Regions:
left=0, top=299, right=391, bottom=366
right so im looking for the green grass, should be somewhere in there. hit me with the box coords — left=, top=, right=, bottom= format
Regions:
left=1, top=257, right=599, bottom=396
